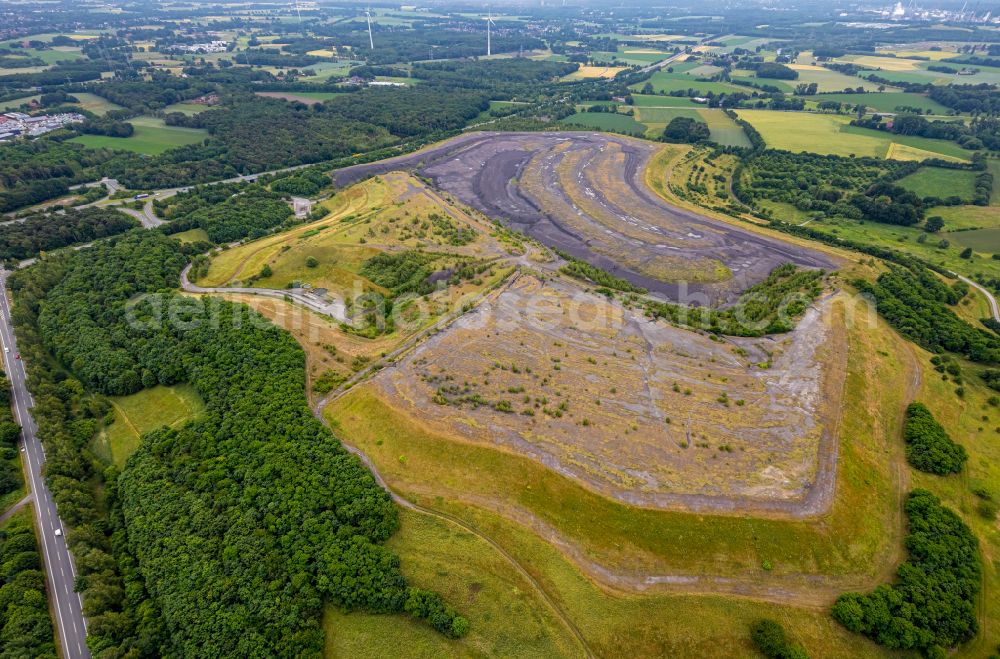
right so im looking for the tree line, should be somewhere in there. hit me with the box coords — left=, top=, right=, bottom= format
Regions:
left=0, top=510, right=56, bottom=658
left=854, top=263, right=1000, bottom=364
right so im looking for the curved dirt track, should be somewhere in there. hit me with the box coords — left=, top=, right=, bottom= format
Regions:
left=333, top=132, right=836, bottom=304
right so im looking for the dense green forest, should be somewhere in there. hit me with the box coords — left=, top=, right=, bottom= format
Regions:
left=158, top=185, right=294, bottom=243
left=833, top=489, right=980, bottom=654
left=0, top=510, right=56, bottom=658
left=104, top=87, right=487, bottom=188
left=854, top=264, right=1000, bottom=364
left=736, top=152, right=933, bottom=224
left=13, top=232, right=465, bottom=655
left=0, top=140, right=114, bottom=213
left=0, top=207, right=137, bottom=263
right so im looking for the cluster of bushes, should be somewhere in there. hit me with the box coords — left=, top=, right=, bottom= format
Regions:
left=13, top=231, right=466, bottom=655
left=902, top=403, right=967, bottom=474
left=753, top=62, right=798, bottom=80
left=0, top=511, right=56, bottom=658
left=660, top=116, right=711, bottom=144
left=358, top=250, right=443, bottom=296
left=557, top=250, right=648, bottom=294
left=645, top=264, right=824, bottom=337
left=854, top=263, right=1000, bottom=364
left=0, top=207, right=137, bottom=263
left=833, top=489, right=980, bottom=655
left=750, top=620, right=809, bottom=659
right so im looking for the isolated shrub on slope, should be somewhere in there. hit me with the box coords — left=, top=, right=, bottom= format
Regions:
left=750, top=619, right=809, bottom=658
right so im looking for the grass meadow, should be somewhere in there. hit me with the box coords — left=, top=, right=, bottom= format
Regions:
left=94, top=384, right=204, bottom=466
left=69, top=116, right=207, bottom=155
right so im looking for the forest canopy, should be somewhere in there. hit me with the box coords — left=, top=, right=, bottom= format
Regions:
left=20, top=231, right=466, bottom=655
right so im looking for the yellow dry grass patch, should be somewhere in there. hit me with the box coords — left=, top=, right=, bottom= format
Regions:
left=890, top=49, right=958, bottom=60
left=885, top=142, right=964, bottom=163
left=847, top=55, right=924, bottom=71
left=562, top=65, right=629, bottom=80
left=306, top=48, right=337, bottom=57
left=200, top=172, right=504, bottom=297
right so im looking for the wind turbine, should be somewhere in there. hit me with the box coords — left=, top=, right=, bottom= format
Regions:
left=486, top=10, right=495, bottom=57
left=365, top=9, right=375, bottom=50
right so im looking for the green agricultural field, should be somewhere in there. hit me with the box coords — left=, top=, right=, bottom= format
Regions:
left=470, top=100, right=526, bottom=123
left=931, top=205, right=1000, bottom=231
left=590, top=47, right=672, bottom=66
left=699, top=108, right=751, bottom=147
left=30, top=47, right=84, bottom=64
left=840, top=124, right=973, bottom=160
left=949, top=228, right=1000, bottom=253
left=0, top=94, right=40, bottom=110
left=808, top=92, right=950, bottom=114
left=778, top=211, right=1000, bottom=280
left=95, top=384, right=205, bottom=466
left=169, top=228, right=211, bottom=244
left=300, top=59, right=354, bottom=83
left=630, top=94, right=699, bottom=107
left=897, top=167, right=977, bottom=199
left=859, top=69, right=950, bottom=85
left=559, top=111, right=647, bottom=135
left=730, top=74, right=795, bottom=92
left=737, top=110, right=971, bottom=160
left=788, top=64, right=888, bottom=92
left=162, top=102, right=212, bottom=115
left=633, top=106, right=702, bottom=124
left=629, top=70, right=745, bottom=95
left=70, top=92, right=124, bottom=115
left=69, top=116, right=208, bottom=155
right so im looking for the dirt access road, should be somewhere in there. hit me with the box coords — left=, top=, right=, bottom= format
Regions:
left=333, top=132, right=835, bottom=305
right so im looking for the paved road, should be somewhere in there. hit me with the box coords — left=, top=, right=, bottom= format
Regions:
left=956, top=273, right=1000, bottom=322
left=0, top=271, right=90, bottom=659
left=180, top=264, right=347, bottom=321
left=639, top=49, right=688, bottom=74
left=119, top=200, right=164, bottom=229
